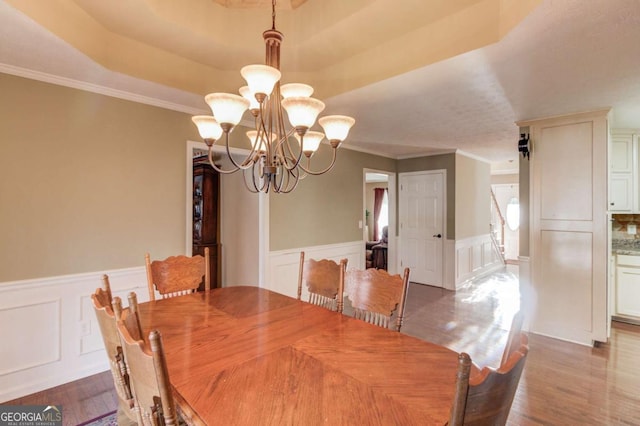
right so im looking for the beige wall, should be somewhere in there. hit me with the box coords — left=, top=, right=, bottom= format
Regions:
left=491, top=173, right=519, bottom=185
left=455, top=154, right=491, bottom=240
left=397, top=153, right=456, bottom=239
left=0, top=74, right=200, bottom=281
left=1, top=73, right=495, bottom=280
left=220, top=165, right=259, bottom=286
left=269, top=148, right=396, bottom=251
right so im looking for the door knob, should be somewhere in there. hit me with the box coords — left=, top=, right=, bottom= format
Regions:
left=433, top=234, right=442, bottom=238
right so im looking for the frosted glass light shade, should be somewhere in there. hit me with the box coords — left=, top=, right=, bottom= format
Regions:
left=241, top=64, right=281, bottom=96
left=296, top=131, right=324, bottom=153
left=280, top=83, right=313, bottom=99
left=239, top=86, right=260, bottom=111
left=319, top=115, right=355, bottom=142
left=205, top=93, right=249, bottom=126
left=281, top=97, right=325, bottom=128
left=246, top=131, right=276, bottom=151
left=191, top=115, right=223, bottom=140
left=246, top=130, right=261, bottom=151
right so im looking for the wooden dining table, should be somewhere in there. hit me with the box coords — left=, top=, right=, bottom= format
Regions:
left=136, top=286, right=460, bottom=425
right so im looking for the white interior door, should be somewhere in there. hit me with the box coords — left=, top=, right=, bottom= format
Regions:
left=399, top=171, right=445, bottom=286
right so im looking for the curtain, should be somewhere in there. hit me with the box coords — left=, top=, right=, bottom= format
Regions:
left=373, top=187, right=385, bottom=241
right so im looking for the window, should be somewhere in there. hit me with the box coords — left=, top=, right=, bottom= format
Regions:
left=378, top=189, right=389, bottom=233
left=506, top=197, right=520, bottom=231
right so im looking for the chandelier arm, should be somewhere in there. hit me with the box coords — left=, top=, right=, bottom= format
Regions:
left=241, top=169, right=260, bottom=194
left=271, top=164, right=286, bottom=192
left=279, top=168, right=301, bottom=193
left=257, top=101, right=271, bottom=160
left=296, top=147, right=338, bottom=176
left=273, top=169, right=288, bottom=193
left=205, top=146, right=241, bottom=175
left=222, top=132, right=256, bottom=171
left=276, top=130, right=305, bottom=172
left=253, top=160, right=272, bottom=193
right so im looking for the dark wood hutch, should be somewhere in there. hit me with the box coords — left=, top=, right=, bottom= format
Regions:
left=192, top=160, right=220, bottom=288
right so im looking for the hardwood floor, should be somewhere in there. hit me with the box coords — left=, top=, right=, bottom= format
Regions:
left=403, top=265, right=640, bottom=425
left=5, top=369, right=116, bottom=426
left=8, top=265, right=640, bottom=425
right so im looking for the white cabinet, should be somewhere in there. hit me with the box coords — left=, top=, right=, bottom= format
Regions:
left=615, top=255, right=640, bottom=318
left=610, top=175, right=634, bottom=211
left=609, top=133, right=635, bottom=211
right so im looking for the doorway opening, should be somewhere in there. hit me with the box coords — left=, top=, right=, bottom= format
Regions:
left=363, top=170, right=396, bottom=273
left=185, top=141, right=266, bottom=288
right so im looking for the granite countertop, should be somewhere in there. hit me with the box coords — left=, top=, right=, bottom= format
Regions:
left=612, top=239, right=640, bottom=255
left=614, top=249, right=640, bottom=256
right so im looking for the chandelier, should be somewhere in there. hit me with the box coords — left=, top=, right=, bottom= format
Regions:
left=191, top=0, right=355, bottom=194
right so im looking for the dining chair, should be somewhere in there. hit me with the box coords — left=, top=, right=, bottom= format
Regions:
left=500, top=310, right=525, bottom=368
left=297, top=251, right=347, bottom=313
left=117, top=299, right=179, bottom=426
left=91, top=275, right=136, bottom=424
left=145, top=247, right=210, bottom=301
left=344, top=267, right=410, bottom=331
left=449, top=334, right=529, bottom=426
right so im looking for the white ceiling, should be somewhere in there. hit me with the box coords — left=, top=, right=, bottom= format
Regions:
left=2, top=0, right=640, bottom=165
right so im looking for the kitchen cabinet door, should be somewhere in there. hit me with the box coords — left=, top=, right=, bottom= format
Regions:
left=610, top=174, right=633, bottom=211
left=616, top=266, right=640, bottom=317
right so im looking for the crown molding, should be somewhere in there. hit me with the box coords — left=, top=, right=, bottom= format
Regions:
left=0, top=63, right=208, bottom=115
left=339, top=143, right=398, bottom=159
left=454, top=149, right=491, bottom=164
left=396, top=149, right=456, bottom=160
left=0, top=63, right=433, bottom=161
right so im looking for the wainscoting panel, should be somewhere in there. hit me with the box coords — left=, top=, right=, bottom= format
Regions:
left=455, top=234, right=503, bottom=288
left=0, top=267, right=149, bottom=402
left=0, top=299, right=61, bottom=376
left=267, top=241, right=363, bottom=299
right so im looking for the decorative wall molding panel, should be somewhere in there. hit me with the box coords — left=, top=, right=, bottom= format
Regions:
left=267, top=241, right=363, bottom=299
left=0, top=267, right=149, bottom=402
left=455, top=234, right=503, bottom=288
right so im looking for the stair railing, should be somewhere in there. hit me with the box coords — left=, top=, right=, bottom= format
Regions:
left=490, top=189, right=506, bottom=264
